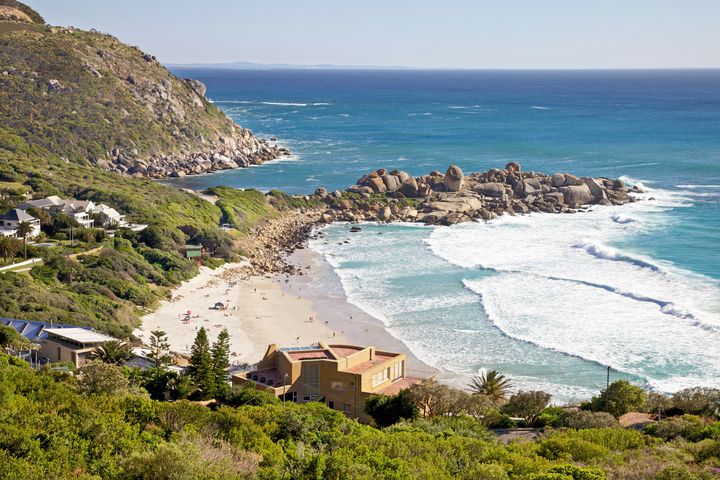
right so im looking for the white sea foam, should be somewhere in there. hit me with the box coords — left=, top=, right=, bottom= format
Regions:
left=530, top=105, right=550, bottom=110
left=424, top=183, right=720, bottom=392
left=676, top=184, right=720, bottom=189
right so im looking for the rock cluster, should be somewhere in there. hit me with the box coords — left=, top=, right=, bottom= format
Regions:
left=332, top=163, right=638, bottom=225
left=235, top=210, right=322, bottom=277
left=103, top=126, right=290, bottom=178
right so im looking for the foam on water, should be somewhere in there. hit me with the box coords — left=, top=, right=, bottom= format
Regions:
left=425, top=184, right=720, bottom=392
left=310, top=182, right=720, bottom=398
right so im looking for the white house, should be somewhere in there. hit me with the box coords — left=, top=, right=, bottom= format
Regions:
left=0, top=209, right=41, bottom=238
left=20, top=197, right=95, bottom=228
left=92, top=203, right=127, bottom=227
left=57, top=201, right=95, bottom=228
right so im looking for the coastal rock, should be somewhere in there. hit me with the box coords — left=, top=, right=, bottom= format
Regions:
left=505, top=161, right=521, bottom=173
left=442, top=164, right=464, bottom=192
left=559, top=184, right=593, bottom=206
left=382, top=174, right=401, bottom=192
left=551, top=173, right=566, bottom=187
left=399, top=177, right=419, bottom=197
left=582, top=177, right=607, bottom=202
left=367, top=176, right=387, bottom=193
left=474, top=182, right=506, bottom=197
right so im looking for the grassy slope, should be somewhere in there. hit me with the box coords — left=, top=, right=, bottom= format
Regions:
left=0, top=19, right=234, bottom=164
left=0, top=123, right=281, bottom=337
left=0, top=5, right=290, bottom=336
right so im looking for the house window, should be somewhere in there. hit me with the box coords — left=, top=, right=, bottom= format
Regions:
left=301, top=365, right=319, bottom=400
left=331, top=380, right=349, bottom=391
left=328, top=401, right=334, bottom=409
left=343, top=403, right=352, bottom=414
left=392, top=361, right=404, bottom=380
left=371, top=369, right=389, bottom=387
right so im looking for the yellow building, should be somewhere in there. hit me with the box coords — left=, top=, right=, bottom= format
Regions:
left=232, top=342, right=423, bottom=421
left=39, top=327, right=119, bottom=368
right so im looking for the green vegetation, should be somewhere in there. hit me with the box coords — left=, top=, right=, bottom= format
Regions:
left=0, top=13, right=235, bottom=165
left=1, top=355, right=719, bottom=479
left=0, top=128, right=286, bottom=337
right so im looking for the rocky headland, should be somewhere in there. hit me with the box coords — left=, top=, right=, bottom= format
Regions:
left=0, top=11, right=289, bottom=179
left=315, top=163, right=639, bottom=226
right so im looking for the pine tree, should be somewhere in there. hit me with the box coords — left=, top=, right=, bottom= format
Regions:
left=211, top=328, right=231, bottom=394
left=188, top=327, right=215, bottom=398
left=147, top=330, right=172, bottom=370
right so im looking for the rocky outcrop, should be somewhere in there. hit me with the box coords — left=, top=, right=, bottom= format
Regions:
left=336, top=163, right=638, bottom=226
left=0, top=11, right=289, bottom=179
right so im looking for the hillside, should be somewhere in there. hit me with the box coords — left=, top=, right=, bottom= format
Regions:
left=0, top=2, right=299, bottom=337
left=0, top=3, right=288, bottom=178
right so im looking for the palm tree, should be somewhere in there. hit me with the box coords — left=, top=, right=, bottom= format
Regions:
left=15, top=220, right=34, bottom=259
left=89, top=340, right=134, bottom=365
left=468, top=370, right=512, bottom=403
left=0, top=236, right=21, bottom=265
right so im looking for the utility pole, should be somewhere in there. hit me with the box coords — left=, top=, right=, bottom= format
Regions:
left=605, top=366, right=611, bottom=412
left=606, top=366, right=611, bottom=390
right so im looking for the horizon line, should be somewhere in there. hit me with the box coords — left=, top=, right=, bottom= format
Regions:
left=167, top=62, right=720, bottom=72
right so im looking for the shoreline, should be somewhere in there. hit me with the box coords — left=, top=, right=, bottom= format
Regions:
left=135, top=218, right=438, bottom=376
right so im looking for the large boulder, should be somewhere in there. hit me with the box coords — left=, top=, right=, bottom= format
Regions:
left=377, top=206, right=392, bottom=221
left=395, top=171, right=410, bottom=183
left=382, top=174, right=401, bottom=192
left=563, top=173, right=583, bottom=186
left=399, top=177, right=419, bottom=197
left=559, top=184, right=593, bottom=206
left=505, top=161, right=521, bottom=173
left=442, top=164, right=464, bottom=192
left=582, top=177, right=607, bottom=202
left=551, top=173, right=566, bottom=188
left=474, top=182, right=506, bottom=197
left=367, top=176, right=387, bottom=193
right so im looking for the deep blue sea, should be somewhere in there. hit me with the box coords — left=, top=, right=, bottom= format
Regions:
left=168, top=69, right=720, bottom=401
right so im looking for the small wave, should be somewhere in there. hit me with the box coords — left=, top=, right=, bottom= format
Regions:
left=261, top=101, right=308, bottom=107
left=530, top=105, right=550, bottom=110
left=573, top=241, right=662, bottom=272
left=611, top=214, right=636, bottom=224
left=676, top=184, right=720, bottom=189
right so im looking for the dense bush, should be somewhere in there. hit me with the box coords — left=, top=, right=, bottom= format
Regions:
left=591, top=380, right=647, bottom=417
left=556, top=410, right=620, bottom=429
left=2, top=355, right=720, bottom=479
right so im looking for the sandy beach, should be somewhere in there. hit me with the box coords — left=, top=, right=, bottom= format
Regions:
left=136, top=244, right=435, bottom=373
left=136, top=260, right=347, bottom=365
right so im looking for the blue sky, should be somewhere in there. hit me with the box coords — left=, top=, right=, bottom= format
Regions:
left=26, top=0, right=720, bottom=69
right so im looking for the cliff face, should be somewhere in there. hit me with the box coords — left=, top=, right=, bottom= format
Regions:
left=0, top=7, right=288, bottom=178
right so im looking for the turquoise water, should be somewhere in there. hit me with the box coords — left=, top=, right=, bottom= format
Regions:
left=168, top=69, right=720, bottom=400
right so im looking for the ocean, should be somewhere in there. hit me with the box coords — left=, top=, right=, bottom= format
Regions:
left=167, top=68, right=720, bottom=401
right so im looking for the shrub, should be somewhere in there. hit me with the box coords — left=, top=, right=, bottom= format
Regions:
left=653, top=465, right=701, bottom=480
left=672, top=388, right=720, bottom=418
left=591, top=380, right=647, bottom=417
left=504, top=390, right=552, bottom=426
left=537, top=436, right=610, bottom=462
left=365, top=389, right=419, bottom=427
left=646, top=415, right=705, bottom=441
left=218, top=386, right=280, bottom=407
left=557, top=410, right=619, bottom=429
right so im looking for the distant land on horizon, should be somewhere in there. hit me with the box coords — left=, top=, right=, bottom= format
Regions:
left=168, top=61, right=720, bottom=71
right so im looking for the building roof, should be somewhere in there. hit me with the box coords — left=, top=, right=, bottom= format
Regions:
left=328, top=345, right=364, bottom=359
left=345, top=352, right=399, bottom=373
left=19, top=196, right=63, bottom=209
left=286, top=350, right=333, bottom=361
left=1, top=318, right=82, bottom=341
left=44, top=328, right=117, bottom=344
left=0, top=208, right=35, bottom=222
